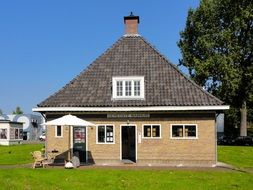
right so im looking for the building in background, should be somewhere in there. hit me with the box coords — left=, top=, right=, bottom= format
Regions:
left=0, top=120, right=23, bottom=145
left=216, top=114, right=225, bottom=138
left=0, top=114, right=43, bottom=140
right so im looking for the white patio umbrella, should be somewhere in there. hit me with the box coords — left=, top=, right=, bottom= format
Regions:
left=44, top=114, right=96, bottom=161
left=44, top=114, right=96, bottom=127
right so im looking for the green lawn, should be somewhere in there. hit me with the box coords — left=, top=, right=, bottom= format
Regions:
left=218, top=145, right=253, bottom=168
left=0, top=168, right=252, bottom=190
left=0, top=144, right=253, bottom=189
left=1, top=144, right=252, bottom=168
left=0, top=144, right=44, bottom=165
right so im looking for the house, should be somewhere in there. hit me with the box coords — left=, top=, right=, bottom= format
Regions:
left=0, top=120, right=23, bottom=145
left=0, top=114, right=44, bottom=140
left=33, top=13, right=229, bottom=166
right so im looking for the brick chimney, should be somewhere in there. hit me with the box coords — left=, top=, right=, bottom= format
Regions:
left=124, top=12, right=139, bottom=35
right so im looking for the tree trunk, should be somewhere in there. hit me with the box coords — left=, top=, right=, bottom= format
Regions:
left=240, top=101, right=247, bottom=136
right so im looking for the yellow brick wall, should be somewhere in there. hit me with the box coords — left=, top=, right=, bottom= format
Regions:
left=46, top=125, right=70, bottom=160
left=46, top=115, right=216, bottom=166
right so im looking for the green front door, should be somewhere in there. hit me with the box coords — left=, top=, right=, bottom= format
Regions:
left=73, top=127, right=86, bottom=163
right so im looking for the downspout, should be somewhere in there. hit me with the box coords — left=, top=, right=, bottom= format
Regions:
left=215, top=113, right=220, bottom=166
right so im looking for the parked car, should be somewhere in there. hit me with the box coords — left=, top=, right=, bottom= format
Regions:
left=39, top=132, right=46, bottom=141
left=217, top=135, right=236, bottom=145
left=235, top=136, right=253, bottom=146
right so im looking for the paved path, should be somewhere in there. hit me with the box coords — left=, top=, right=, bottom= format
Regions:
left=22, top=140, right=44, bottom=144
left=46, top=162, right=241, bottom=172
left=0, top=162, right=252, bottom=174
left=242, top=168, right=253, bottom=174
left=0, top=163, right=32, bottom=169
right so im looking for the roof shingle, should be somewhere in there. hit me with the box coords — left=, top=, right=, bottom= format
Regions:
left=38, top=36, right=223, bottom=107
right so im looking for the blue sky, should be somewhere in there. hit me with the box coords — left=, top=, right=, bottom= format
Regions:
left=0, top=0, right=199, bottom=114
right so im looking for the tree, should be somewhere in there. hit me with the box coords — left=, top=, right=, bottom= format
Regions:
left=178, top=0, right=253, bottom=136
left=12, top=106, right=23, bottom=115
left=0, top=109, right=2, bottom=115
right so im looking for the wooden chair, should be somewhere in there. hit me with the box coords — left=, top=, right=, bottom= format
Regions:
left=31, top=151, right=47, bottom=168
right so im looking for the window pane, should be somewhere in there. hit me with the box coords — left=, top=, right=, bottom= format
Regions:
left=74, top=128, right=85, bottom=143
left=152, top=125, right=160, bottom=137
left=134, top=80, right=140, bottom=96
left=116, top=81, right=123, bottom=96
left=57, top=126, right=62, bottom=136
left=125, top=81, right=132, bottom=96
left=185, top=125, right=196, bottom=137
left=19, top=129, right=23, bottom=139
left=15, top=129, right=19, bottom=139
left=106, top=125, right=113, bottom=143
left=98, top=126, right=105, bottom=143
left=0, top=129, right=7, bottom=139
left=144, top=125, right=151, bottom=137
left=172, top=125, right=183, bottom=137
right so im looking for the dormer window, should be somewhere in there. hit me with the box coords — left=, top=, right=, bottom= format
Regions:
left=116, top=81, right=123, bottom=96
left=112, top=76, right=144, bottom=99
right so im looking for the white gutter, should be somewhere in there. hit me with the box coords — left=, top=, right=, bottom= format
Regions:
left=33, top=105, right=229, bottom=112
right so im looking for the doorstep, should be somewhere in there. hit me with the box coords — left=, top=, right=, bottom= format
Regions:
left=121, top=159, right=135, bottom=165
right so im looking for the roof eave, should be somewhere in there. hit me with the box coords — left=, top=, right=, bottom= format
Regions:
left=32, top=105, right=230, bottom=113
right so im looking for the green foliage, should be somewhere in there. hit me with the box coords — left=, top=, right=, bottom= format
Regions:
left=0, top=144, right=44, bottom=165
left=12, top=106, right=23, bottom=115
left=224, top=107, right=240, bottom=135
left=0, top=109, right=2, bottom=115
left=248, top=128, right=253, bottom=136
left=224, top=107, right=253, bottom=136
left=178, top=0, right=253, bottom=108
left=218, top=145, right=253, bottom=168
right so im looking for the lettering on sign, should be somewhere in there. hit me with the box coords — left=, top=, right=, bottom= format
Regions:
left=107, top=113, right=150, bottom=118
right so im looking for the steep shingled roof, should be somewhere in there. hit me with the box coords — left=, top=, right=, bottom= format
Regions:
left=38, top=36, right=223, bottom=107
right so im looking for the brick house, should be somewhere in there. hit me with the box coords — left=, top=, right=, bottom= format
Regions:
left=33, top=13, right=229, bottom=166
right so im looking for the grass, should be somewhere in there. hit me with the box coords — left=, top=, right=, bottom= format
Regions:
left=0, top=144, right=44, bottom=165
left=1, top=144, right=252, bottom=168
left=218, top=145, right=253, bottom=168
left=0, top=168, right=252, bottom=190
left=0, top=144, right=253, bottom=189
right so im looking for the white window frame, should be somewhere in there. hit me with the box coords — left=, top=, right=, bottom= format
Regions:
left=112, top=76, right=145, bottom=99
left=55, top=125, right=63, bottom=138
left=170, top=124, right=198, bottom=139
left=19, top=129, right=23, bottom=140
left=0, top=128, right=8, bottom=140
left=14, top=128, right=19, bottom=139
left=96, top=124, right=115, bottom=144
left=116, top=81, right=123, bottom=96
left=15, top=128, right=23, bottom=140
left=142, top=124, right=161, bottom=139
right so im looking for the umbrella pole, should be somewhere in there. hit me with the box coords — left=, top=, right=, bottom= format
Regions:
left=68, top=125, right=71, bottom=161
